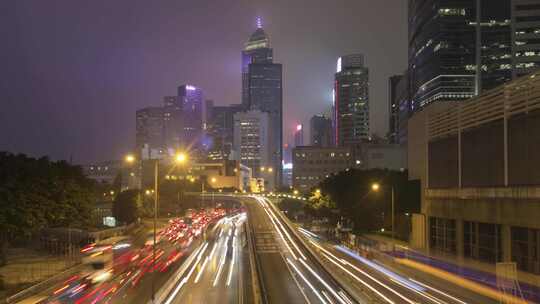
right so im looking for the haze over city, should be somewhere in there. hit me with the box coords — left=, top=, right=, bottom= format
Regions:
left=2, top=1, right=540, bottom=304
left=1, top=0, right=406, bottom=162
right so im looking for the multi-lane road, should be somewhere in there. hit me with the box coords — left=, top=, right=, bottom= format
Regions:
left=160, top=213, right=247, bottom=304
left=242, top=195, right=359, bottom=304
left=15, top=194, right=525, bottom=304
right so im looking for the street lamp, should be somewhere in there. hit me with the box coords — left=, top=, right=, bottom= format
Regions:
left=175, top=152, right=187, bottom=163
left=124, top=151, right=187, bottom=302
left=371, top=182, right=395, bottom=242
left=293, top=190, right=299, bottom=196
left=125, top=154, right=135, bottom=163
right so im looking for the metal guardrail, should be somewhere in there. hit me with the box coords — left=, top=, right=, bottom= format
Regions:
left=245, top=211, right=267, bottom=304
left=5, top=263, right=83, bottom=304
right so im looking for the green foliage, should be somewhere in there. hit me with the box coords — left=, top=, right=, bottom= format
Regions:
left=0, top=152, right=97, bottom=240
left=279, top=198, right=305, bottom=215
left=112, top=189, right=139, bottom=224
left=316, top=168, right=419, bottom=234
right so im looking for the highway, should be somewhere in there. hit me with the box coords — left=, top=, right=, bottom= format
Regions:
left=13, top=200, right=251, bottom=304
left=241, top=195, right=360, bottom=304
left=160, top=213, right=247, bottom=304
left=13, top=194, right=512, bottom=304
left=295, top=214, right=504, bottom=304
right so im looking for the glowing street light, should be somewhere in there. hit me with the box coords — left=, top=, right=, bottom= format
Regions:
left=371, top=182, right=395, bottom=242
left=268, top=167, right=273, bottom=173
left=293, top=190, right=299, bottom=195
left=211, top=177, right=217, bottom=183
left=175, top=152, right=187, bottom=163
left=125, top=154, right=135, bottom=163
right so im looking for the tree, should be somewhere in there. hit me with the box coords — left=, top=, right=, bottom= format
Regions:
left=112, top=189, right=139, bottom=225
left=315, top=168, right=419, bottom=234
left=0, top=152, right=97, bottom=241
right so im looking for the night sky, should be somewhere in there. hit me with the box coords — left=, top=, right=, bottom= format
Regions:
left=0, top=0, right=407, bottom=163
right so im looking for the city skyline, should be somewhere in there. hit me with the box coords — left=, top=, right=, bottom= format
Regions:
left=0, top=0, right=407, bottom=163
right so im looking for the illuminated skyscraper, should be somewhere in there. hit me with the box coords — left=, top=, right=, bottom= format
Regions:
left=408, top=0, right=512, bottom=111
left=178, top=84, right=205, bottom=151
left=233, top=109, right=274, bottom=190
left=241, top=18, right=283, bottom=186
left=334, top=54, right=370, bottom=147
left=294, top=124, right=304, bottom=147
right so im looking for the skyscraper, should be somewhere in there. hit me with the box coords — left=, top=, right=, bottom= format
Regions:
left=136, top=106, right=164, bottom=152
left=513, top=0, right=540, bottom=78
left=294, top=124, right=304, bottom=147
left=408, top=0, right=512, bottom=111
left=233, top=109, right=274, bottom=190
left=207, top=104, right=243, bottom=161
left=163, top=96, right=182, bottom=149
left=241, top=18, right=283, bottom=186
left=310, top=115, right=333, bottom=147
left=334, top=54, right=370, bottom=147
left=178, top=84, right=205, bottom=151
left=242, top=17, right=273, bottom=108
left=388, top=75, right=403, bottom=144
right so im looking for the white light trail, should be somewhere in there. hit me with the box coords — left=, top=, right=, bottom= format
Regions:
left=322, top=290, right=335, bottom=304
left=409, top=279, right=468, bottom=304
left=259, top=197, right=306, bottom=259
left=213, top=236, right=229, bottom=286
left=164, top=242, right=208, bottom=304
left=226, top=236, right=237, bottom=286
left=286, top=258, right=328, bottom=304
left=194, top=256, right=209, bottom=284
left=338, top=291, right=354, bottom=304
left=261, top=206, right=297, bottom=259
left=298, top=258, right=348, bottom=304
left=317, top=252, right=396, bottom=304
left=389, top=278, right=447, bottom=304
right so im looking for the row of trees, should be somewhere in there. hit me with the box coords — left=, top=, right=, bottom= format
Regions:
left=0, top=152, right=98, bottom=242
left=302, top=168, right=420, bottom=239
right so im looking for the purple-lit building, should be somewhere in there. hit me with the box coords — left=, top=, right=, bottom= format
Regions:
left=178, top=84, right=205, bottom=151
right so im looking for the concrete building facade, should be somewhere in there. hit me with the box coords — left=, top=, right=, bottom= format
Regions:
left=409, top=71, right=540, bottom=275
left=233, top=110, right=274, bottom=190
left=292, top=146, right=353, bottom=192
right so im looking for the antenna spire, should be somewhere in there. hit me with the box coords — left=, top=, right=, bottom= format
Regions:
left=256, top=16, right=262, bottom=29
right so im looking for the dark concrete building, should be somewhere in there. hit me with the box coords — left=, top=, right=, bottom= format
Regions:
left=206, top=104, right=243, bottom=161
left=292, top=146, right=353, bottom=193
left=163, top=96, right=182, bottom=149
left=136, top=106, right=164, bottom=151
left=310, top=115, right=333, bottom=147
left=388, top=75, right=403, bottom=144
left=409, top=71, right=540, bottom=275
left=334, top=54, right=370, bottom=146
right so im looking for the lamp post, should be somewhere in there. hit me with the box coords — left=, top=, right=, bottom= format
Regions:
left=124, top=152, right=187, bottom=303
left=211, top=177, right=217, bottom=207
left=371, top=182, right=395, bottom=242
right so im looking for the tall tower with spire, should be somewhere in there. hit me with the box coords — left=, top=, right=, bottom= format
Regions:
left=241, top=17, right=273, bottom=108
left=240, top=17, right=283, bottom=188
